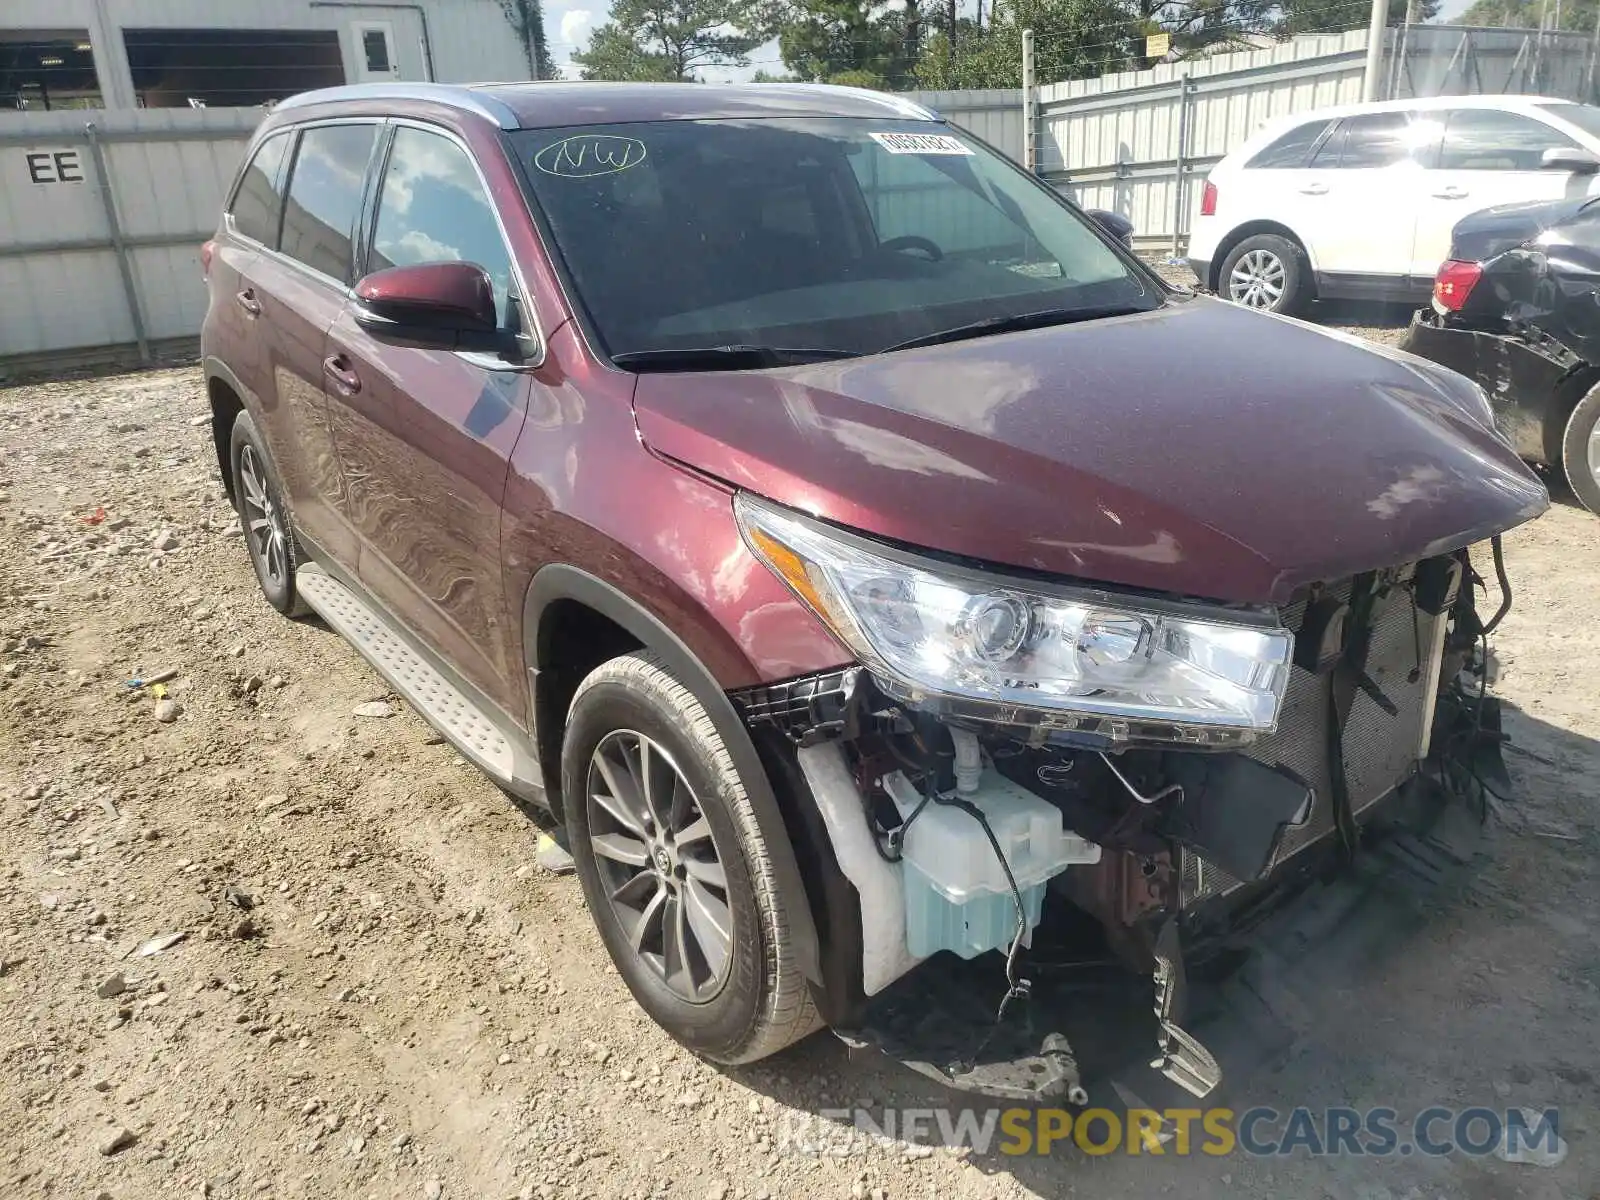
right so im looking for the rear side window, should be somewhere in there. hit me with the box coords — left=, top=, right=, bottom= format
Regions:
left=1245, top=120, right=1331, bottom=169
left=281, top=123, right=379, bottom=282
left=368, top=126, right=515, bottom=324
left=230, top=132, right=291, bottom=246
left=1438, top=109, right=1580, bottom=171
left=1313, top=112, right=1413, bottom=169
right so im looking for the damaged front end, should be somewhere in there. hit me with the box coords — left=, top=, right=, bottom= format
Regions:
left=732, top=497, right=1521, bottom=1106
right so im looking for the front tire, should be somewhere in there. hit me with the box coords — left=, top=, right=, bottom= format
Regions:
left=562, top=651, right=819, bottom=1064
left=1220, top=233, right=1310, bottom=315
left=1561, top=384, right=1600, bottom=515
left=229, top=411, right=309, bottom=617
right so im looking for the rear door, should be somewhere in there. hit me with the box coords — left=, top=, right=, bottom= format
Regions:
left=210, top=130, right=291, bottom=413
left=324, top=121, right=533, bottom=716
left=244, top=120, right=383, bottom=570
left=1207, top=117, right=1337, bottom=272
left=1413, top=107, right=1592, bottom=278
left=1301, top=111, right=1427, bottom=287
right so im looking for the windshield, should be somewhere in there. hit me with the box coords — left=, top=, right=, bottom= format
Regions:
left=511, top=118, right=1156, bottom=362
left=1540, top=102, right=1600, bottom=139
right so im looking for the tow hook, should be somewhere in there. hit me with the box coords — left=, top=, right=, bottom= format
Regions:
left=1150, top=918, right=1222, bottom=1099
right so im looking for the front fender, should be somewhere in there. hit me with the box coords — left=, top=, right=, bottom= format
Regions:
left=522, top=564, right=824, bottom=985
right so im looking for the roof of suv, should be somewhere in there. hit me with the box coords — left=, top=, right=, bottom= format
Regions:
left=1251, top=93, right=1578, bottom=127
left=272, top=81, right=941, bottom=131
left=1216, top=94, right=1589, bottom=167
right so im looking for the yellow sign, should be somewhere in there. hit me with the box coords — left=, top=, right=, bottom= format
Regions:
left=1146, top=32, right=1171, bottom=58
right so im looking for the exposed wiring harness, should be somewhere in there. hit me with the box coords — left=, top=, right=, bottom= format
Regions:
left=930, top=789, right=1034, bottom=1022
left=1438, top=537, right=1515, bottom=821
left=1436, top=629, right=1509, bottom=823
left=866, top=731, right=1033, bottom=1023
left=1482, top=535, right=1513, bottom=637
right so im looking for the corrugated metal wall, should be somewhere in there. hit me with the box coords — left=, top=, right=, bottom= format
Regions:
left=902, top=88, right=1025, bottom=161
left=0, top=108, right=260, bottom=363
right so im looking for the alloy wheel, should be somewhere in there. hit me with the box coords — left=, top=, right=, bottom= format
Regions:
left=1228, top=249, right=1287, bottom=310
left=238, top=444, right=288, bottom=588
left=1589, top=420, right=1600, bottom=495
left=585, top=730, right=732, bottom=1003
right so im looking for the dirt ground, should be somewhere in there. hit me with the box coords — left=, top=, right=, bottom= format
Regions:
left=3, top=337, right=1599, bottom=1200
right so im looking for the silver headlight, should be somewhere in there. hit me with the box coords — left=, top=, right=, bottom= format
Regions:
left=736, top=494, right=1293, bottom=741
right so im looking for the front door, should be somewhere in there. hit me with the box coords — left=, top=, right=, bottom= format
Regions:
left=1413, top=107, right=1596, bottom=279
left=324, top=122, right=532, bottom=716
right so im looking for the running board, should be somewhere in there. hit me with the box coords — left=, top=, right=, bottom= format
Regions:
left=295, top=564, right=543, bottom=799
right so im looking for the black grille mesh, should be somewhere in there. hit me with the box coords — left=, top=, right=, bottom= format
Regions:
left=1181, top=578, right=1444, bottom=904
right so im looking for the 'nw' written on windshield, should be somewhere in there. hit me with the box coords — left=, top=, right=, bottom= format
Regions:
left=534, top=135, right=648, bottom=178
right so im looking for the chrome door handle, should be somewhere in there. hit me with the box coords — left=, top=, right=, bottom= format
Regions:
left=1299, top=183, right=1329, bottom=195
left=1433, top=186, right=1469, bottom=199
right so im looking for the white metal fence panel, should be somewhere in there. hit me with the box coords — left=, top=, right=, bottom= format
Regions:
left=0, top=107, right=259, bottom=363
left=902, top=88, right=1025, bottom=161
left=1039, top=31, right=1370, bottom=249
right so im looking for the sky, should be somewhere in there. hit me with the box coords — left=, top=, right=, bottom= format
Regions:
left=544, top=0, right=1478, bottom=82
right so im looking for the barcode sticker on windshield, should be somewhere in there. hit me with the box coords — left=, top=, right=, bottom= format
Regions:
left=870, top=132, right=973, bottom=156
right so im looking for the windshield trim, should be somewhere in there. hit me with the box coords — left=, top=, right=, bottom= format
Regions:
left=505, top=116, right=1171, bottom=372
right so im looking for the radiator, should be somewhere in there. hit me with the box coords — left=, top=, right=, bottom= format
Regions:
left=1180, top=575, right=1445, bottom=905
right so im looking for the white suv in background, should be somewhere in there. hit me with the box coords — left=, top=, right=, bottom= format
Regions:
left=1188, top=95, right=1600, bottom=313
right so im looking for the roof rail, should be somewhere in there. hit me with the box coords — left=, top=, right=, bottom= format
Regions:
left=271, top=83, right=520, bottom=129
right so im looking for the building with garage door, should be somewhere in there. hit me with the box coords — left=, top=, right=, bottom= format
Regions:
left=1, top=0, right=547, bottom=369
left=1, top=0, right=540, bottom=112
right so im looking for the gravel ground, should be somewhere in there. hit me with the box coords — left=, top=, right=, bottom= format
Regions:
left=3, top=344, right=1599, bottom=1200
left=1149, top=256, right=1415, bottom=346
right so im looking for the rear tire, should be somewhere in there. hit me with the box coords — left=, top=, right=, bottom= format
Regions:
left=1561, top=384, right=1600, bottom=515
left=1219, top=233, right=1310, bottom=315
left=228, top=411, right=309, bottom=617
left=562, top=651, right=820, bottom=1064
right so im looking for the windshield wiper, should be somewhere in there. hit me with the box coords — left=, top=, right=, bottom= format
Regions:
left=611, top=345, right=855, bottom=372
left=879, top=303, right=1151, bottom=354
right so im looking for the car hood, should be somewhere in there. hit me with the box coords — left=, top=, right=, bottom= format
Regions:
left=632, top=297, right=1548, bottom=606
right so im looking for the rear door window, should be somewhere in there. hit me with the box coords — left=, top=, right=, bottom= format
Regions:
left=1246, top=120, right=1332, bottom=169
left=368, top=125, right=515, bottom=324
left=229, top=132, right=292, bottom=246
left=1312, top=112, right=1415, bottom=169
left=280, top=123, right=380, bottom=283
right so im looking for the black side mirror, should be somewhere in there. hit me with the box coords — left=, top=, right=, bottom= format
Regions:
left=1087, top=208, right=1135, bottom=249
left=352, top=261, right=514, bottom=354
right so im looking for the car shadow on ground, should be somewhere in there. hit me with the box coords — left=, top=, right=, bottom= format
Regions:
left=701, top=699, right=1599, bottom=1195
left=1309, top=299, right=1418, bottom=331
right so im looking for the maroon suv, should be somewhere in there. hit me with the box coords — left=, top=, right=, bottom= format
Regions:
left=202, top=80, right=1547, bottom=1103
